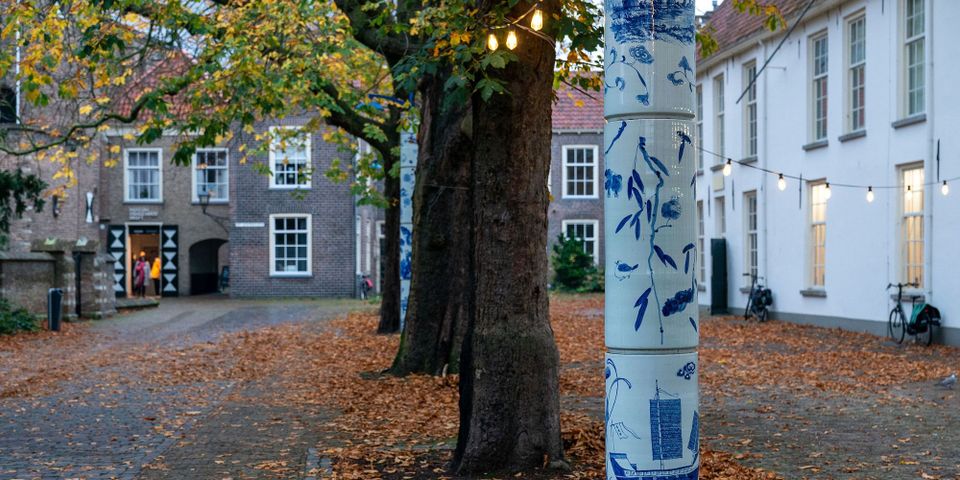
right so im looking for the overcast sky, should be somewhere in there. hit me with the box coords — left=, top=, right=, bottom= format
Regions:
left=696, top=0, right=723, bottom=15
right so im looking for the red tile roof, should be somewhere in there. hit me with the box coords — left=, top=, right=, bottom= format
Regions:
left=552, top=82, right=604, bottom=131
left=700, top=0, right=816, bottom=60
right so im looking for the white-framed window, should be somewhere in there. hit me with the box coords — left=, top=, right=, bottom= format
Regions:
left=697, top=200, right=705, bottom=284
left=696, top=84, right=704, bottom=171
left=743, top=191, right=758, bottom=285
left=713, top=75, right=725, bottom=162
left=562, top=219, right=599, bottom=263
left=900, top=165, right=924, bottom=286
left=810, top=33, right=829, bottom=141
left=269, top=214, right=312, bottom=276
left=809, top=182, right=828, bottom=288
left=714, top=197, right=725, bottom=238
left=562, top=145, right=598, bottom=198
left=124, top=148, right=162, bottom=203
left=743, top=62, right=758, bottom=158
left=903, top=0, right=925, bottom=116
left=847, top=15, right=866, bottom=132
left=193, top=148, right=229, bottom=203
left=269, top=126, right=312, bottom=189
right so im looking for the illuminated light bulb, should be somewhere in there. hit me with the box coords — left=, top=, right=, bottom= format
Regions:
left=824, top=182, right=832, bottom=200
left=531, top=8, right=544, bottom=31
left=866, top=186, right=874, bottom=203
left=487, top=33, right=499, bottom=51
left=505, top=30, right=518, bottom=50
left=905, top=184, right=912, bottom=201
left=777, top=174, right=786, bottom=191
left=942, top=181, right=949, bottom=196
left=722, top=159, right=732, bottom=176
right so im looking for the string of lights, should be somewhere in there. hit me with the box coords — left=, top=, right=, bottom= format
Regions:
left=485, top=2, right=546, bottom=52
left=697, top=145, right=955, bottom=201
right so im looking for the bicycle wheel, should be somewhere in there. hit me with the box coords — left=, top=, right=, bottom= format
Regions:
left=888, top=308, right=906, bottom=344
left=916, top=313, right=934, bottom=346
left=757, top=307, right=768, bottom=323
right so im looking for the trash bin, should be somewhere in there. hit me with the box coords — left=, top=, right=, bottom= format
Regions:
left=47, top=288, right=63, bottom=332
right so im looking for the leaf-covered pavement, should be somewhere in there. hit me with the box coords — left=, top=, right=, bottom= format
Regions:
left=0, top=294, right=958, bottom=479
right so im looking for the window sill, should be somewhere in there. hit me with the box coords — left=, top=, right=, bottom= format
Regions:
left=269, top=185, right=312, bottom=190
left=697, top=284, right=706, bottom=292
left=270, top=273, right=313, bottom=278
left=891, top=292, right=925, bottom=303
left=696, top=169, right=704, bottom=176
left=802, top=140, right=829, bottom=151
left=561, top=195, right=600, bottom=200
left=124, top=200, right=163, bottom=205
left=800, top=288, right=827, bottom=298
left=191, top=201, right=229, bottom=205
left=892, top=114, right=926, bottom=129
left=739, top=286, right=752, bottom=294
left=709, top=163, right=726, bottom=172
left=838, top=130, right=866, bottom=143
left=739, top=156, right=758, bottom=164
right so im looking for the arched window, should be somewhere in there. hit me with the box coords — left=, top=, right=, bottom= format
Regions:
left=0, top=85, right=16, bottom=124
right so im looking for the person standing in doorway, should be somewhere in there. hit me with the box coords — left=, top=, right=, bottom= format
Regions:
left=151, top=256, right=162, bottom=297
left=134, top=253, right=147, bottom=298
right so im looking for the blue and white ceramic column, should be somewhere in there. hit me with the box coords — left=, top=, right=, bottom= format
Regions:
left=398, top=130, right=417, bottom=331
left=603, top=2, right=699, bottom=479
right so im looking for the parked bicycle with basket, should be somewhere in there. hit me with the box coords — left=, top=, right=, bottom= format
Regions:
left=743, top=273, right=773, bottom=322
left=887, top=282, right=941, bottom=346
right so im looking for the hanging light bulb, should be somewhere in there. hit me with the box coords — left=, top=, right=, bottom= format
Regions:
left=531, top=7, right=544, bottom=31
left=941, top=180, right=949, bottom=196
left=866, top=186, right=875, bottom=203
left=505, top=30, right=518, bottom=50
left=777, top=174, right=786, bottom=191
left=722, top=159, right=732, bottom=176
left=905, top=184, right=912, bottom=201
left=824, top=182, right=832, bottom=200
left=487, top=33, right=499, bottom=51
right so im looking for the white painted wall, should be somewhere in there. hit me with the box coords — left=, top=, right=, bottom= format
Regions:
left=695, top=0, right=959, bottom=340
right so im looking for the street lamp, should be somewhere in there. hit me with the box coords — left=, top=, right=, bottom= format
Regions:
left=198, top=189, right=211, bottom=214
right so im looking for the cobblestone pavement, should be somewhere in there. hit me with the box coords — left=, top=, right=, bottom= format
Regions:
left=0, top=296, right=365, bottom=480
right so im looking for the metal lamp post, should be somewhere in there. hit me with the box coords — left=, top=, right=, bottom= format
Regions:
left=603, top=1, right=699, bottom=479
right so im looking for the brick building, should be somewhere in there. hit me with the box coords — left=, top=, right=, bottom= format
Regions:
left=549, top=86, right=606, bottom=265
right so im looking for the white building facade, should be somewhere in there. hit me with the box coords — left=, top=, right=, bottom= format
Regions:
left=696, top=0, right=960, bottom=344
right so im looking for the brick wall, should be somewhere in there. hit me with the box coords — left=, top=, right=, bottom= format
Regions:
left=229, top=117, right=357, bottom=297
left=548, top=131, right=606, bottom=265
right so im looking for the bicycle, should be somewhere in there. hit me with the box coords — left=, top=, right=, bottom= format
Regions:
left=887, top=282, right=941, bottom=346
left=743, top=273, right=773, bottom=322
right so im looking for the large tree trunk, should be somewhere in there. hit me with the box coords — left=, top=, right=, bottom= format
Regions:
left=453, top=4, right=564, bottom=472
left=377, top=153, right=402, bottom=334
left=391, top=72, right=473, bottom=375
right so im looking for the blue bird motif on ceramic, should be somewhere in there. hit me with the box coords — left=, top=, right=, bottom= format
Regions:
left=605, top=169, right=624, bottom=198
left=666, top=56, right=695, bottom=92
left=614, top=260, right=640, bottom=281
left=608, top=0, right=696, bottom=45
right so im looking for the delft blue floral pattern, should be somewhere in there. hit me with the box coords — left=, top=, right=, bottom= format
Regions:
left=676, top=361, right=696, bottom=381
left=608, top=0, right=696, bottom=45
left=608, top=126, right=699, bottom=344
left=606, top=46, right=653, bottom=106
left=666, top=57, right=694, bottom=92
left=605, top=169, right=624, bottom=198
left=399, top=226, right=412, bottom=280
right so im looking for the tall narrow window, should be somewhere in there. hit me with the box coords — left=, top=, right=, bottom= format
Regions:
left=901, top=166, right=924, bottom=286
left=269, top=127, right=312, bottom=188
left=194, top=149, right=229, bottom=202
left=270, top=214, right=312, bottom=275
left=743, top=63, right=758, bottom=158
left=562, top=145, right=598, bottom=198
left=743, top=191, right=758, bottom=284
left=0, top=86, right=16, bottom=124
left=125, top=149, right=162, bottom=202
left=904, top=0, right=925, bottom=116
left=696, top=85, right=704, bottom=171
left=697, top=200, right=705, bottom=284
left=809, top=183, right=828, bottom=288
left=714, top=75, right=725, bottom=162
left=714, top=197, right=725, bottom=238
left=847, top=16, right=866, bottom=132
left=811, top=34, right=829, bottom=141
left=563, top=220, right=599, bottom=262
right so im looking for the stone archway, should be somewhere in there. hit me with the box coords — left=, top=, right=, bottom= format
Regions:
left=189, top=238, right=227, bottom=295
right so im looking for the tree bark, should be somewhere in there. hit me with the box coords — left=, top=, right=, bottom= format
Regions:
left=390, top=72, right=474, bottom=375
left=377, top=152, right=402, bottom=334
left=453, top=5, right=564, bottom=472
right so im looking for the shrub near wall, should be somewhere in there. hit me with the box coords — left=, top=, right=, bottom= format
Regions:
left=551, top=235, right=603, bottom=293
left=0, top=298, right=38, bottom=335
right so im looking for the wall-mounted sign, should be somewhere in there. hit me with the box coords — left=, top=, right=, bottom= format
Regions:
left=129, top=207, right=159, bottom=221
left=235, top=222, right=265, bottom=228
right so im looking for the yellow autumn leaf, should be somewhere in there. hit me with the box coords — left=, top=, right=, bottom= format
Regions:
left=109, top=145, right=121, bottom=154
left=79, top=105, right=93, bottom=115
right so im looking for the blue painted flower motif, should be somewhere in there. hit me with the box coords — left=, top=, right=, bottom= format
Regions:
left=604, top=169, right=623, bottom=197
left=676, top=361, right=696, bottom=380
left=400, top=252, right=412, bottom=280
left=629, top=45, right=654, bottom=64
left=667, top=56, right=695, bottom=92
left=662, top=287, right=694, bottom=316
left=661, top=196, right=682, bottom=220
